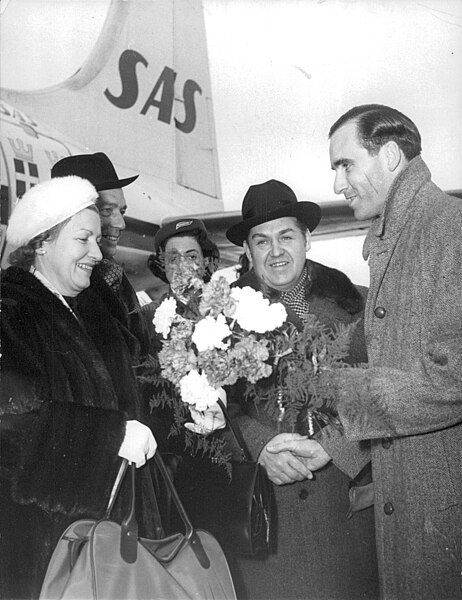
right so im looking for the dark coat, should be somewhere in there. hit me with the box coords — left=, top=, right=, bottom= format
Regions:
left=0, top=267, right=160, bottom=599
left=325, top=157, right=462, bottom=599
left=225, top=260, right=379, bottom=600
left=90, top=265, right=151, bottom=363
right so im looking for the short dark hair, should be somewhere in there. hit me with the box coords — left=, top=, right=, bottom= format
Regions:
left=237, top=252, right=250, bottom=277
left=148, top=229, right=220, bottom=284
left=329, top=104, right=422, bottom=161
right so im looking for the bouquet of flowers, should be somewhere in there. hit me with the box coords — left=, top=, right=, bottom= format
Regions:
left=153, top=276, right=288, bottom=411
left=140, top=256, right=360, bottom=460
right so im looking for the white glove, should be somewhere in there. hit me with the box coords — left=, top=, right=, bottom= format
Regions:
left=184, top=389, right=227, bottom=435
left=118, top=420, right=157, bottom=467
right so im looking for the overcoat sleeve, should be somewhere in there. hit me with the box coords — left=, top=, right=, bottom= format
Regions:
left=316, top=426, right=371, bottom=479
left=333, top=207, right=462, bottom=440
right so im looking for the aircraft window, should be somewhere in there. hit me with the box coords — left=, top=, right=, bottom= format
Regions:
left=14, top=159, right=25, bottom=174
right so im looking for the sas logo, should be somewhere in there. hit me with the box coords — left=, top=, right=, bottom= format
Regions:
left=104, top=49, right=201, bottom=134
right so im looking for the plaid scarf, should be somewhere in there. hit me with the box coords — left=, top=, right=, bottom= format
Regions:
left=279, top=265, right=311, bottom=321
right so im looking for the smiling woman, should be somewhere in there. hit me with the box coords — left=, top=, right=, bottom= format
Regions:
left=6, top=176, right=101, bottom=283
left=30, top=208, right=102, bottom=295
left=0, top=176, right=157, bottom=599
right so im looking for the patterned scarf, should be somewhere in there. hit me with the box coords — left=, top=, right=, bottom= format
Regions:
left=279, top=265, right=311, bottom=321
left=98, top=258, right=124, bottom=292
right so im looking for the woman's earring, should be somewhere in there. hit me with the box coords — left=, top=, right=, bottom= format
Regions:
left=36, top=248, right=46, bottom=255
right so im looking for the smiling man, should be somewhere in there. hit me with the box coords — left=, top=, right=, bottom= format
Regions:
left=327, top=105, right=462, bottom=599
left=269, top=105, right=462, bottom=600
left=223, top=179, right=378, bottom=600
left=51, top=153, right=149, bottom=362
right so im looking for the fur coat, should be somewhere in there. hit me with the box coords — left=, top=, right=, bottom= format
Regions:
left=0, top=267, right=161, bottom=599
left=224, top=260, right=378, bottom=600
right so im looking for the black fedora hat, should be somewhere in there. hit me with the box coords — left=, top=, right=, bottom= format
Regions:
left=226, top=179, right=321, bottom=246
left=51, top=152, right=138, bottom=191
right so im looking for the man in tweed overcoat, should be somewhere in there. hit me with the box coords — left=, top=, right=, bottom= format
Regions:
left=270, top=104, right=462, bottom=599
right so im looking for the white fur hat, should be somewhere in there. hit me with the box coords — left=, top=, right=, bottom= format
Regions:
left=7, top=176, right=98, bottom=248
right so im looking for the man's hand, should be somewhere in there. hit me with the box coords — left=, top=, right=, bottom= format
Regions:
left=266, top=437, right=332, bottom=472
left=259, top=433, right=314, bottom=485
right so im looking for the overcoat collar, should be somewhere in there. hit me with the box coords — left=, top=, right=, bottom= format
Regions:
left=363, top=156, right=431, bottom=260
left=234, top=259, right=363, bottom=318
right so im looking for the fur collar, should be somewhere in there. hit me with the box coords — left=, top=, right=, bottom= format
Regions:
left=233, top=259, right=364, bottom=315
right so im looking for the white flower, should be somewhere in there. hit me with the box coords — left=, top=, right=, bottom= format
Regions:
left=179, top=370, right=220, bottom=411
left=192, top=314, right=231, bottom=352
left=153, top=296, right=177, bottom=338
left=231, top=286, right=287, bottom=333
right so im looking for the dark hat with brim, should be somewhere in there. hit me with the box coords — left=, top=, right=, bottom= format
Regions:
left=154, top=218, right=209, bottom=252
left=51, top=152, right=138, bottom=191
left=226, top=179, right=321, bottom=246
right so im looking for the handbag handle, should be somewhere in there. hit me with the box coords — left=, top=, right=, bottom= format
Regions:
left=153, top=452, right=210, bottom=568
left=105, top=458, right=129, bottom=517
left=105, top=456, right=210, bottom=568
left=120, top=463, right=138, bottom=563
left=104, top=459, right=139, bottom=564
left=217, top=398, right=252, bottom=462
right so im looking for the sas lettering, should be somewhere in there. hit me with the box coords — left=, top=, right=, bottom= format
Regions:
left=104, top=49, right=201, bottom=134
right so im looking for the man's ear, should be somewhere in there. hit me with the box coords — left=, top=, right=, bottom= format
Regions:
left=305, top=229, right=311, bottom=253
left=383, top=140, right=402, bottom=172
left=243, top=240, right=252, bottom=263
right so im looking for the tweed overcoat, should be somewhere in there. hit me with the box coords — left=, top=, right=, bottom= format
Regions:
left=324, top=157, right=462, bottom=599
left=225, top=261, right=379, bottom=600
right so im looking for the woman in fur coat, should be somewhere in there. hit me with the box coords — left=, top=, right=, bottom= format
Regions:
left=0, top=177, right=157, bottom=599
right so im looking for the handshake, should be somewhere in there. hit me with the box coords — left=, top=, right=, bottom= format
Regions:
left=259, top=433, right=332, bottom=486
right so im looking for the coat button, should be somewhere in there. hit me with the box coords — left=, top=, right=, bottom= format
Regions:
left=382, top=438, right=392, bottom=449
left=299, top=488, right=309, bottom=500
left=384, top=502, right=394, bottom=515
left=374, top=306, right=386, bottom=318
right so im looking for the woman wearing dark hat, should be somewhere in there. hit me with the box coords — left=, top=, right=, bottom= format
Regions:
left=223, top=180, right=378, bottom=600
left=0, top=177, right=157, bottom=599
left=148, top=217, right=220, bottom=291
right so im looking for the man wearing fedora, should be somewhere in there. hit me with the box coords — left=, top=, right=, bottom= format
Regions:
left=51, top=153, right=149, bottom=363
left=224, top=179, right=378, bottom=600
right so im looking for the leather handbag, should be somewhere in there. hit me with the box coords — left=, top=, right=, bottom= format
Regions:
left=39, top=453, right=236, bottom=600
left=173, top=400, right=274, bottom=558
